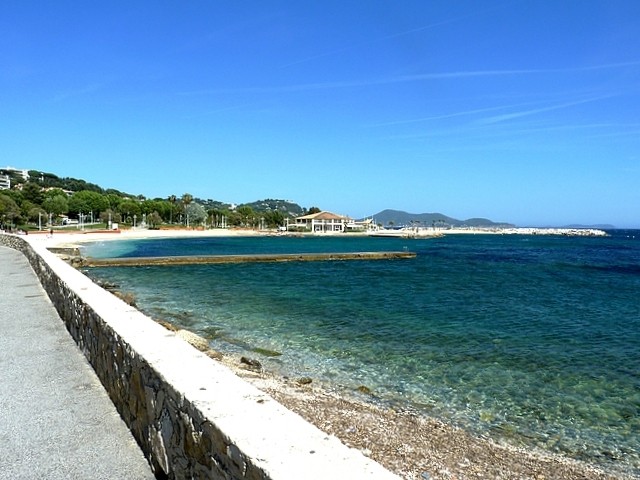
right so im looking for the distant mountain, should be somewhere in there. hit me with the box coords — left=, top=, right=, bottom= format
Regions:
left=196, top=198, right=305, bottom=217
left=368, top=209, right=515, bottom=228
left=240, top=199, right=305, bottom=217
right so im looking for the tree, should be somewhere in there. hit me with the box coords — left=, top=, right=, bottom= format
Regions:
left=68, top=191, right=108, bottom=217
left=100, top=209, right=121, bottom=225
left=168, top=195, right=177, bottom=224
left=42, top=194, right=69, bottom=217
left=208, top=208, right=225, bottom=228
left=226, top=210, right=242, bottom=227
left=146, top=211, right=163, bottom=228
left=181, top=193, right=193, bottom=227
left=307, top=206, right=321, bottom=214
left=22, top=182, right=43, bottom=204
left=0, top=194, right=22, bottom=228
left=117, top=199, right=141, bottom=223
left=26, top=205, right=46, bottom=225
left=105, top=193, right=123, bottom=212
left=236, top=205, right=255, bottom=227
left=185, top=203, right=206, bottom=226
left=263, top=210, right=285, bottom=228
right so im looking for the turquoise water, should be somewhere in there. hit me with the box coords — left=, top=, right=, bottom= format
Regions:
left=82, top=232, right=640, bottom=476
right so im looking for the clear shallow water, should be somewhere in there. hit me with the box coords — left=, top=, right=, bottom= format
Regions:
left=82, top=232, right=640, bottom=475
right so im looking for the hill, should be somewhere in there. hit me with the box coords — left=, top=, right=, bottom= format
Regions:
left=369, top=209, right=514, bottom=228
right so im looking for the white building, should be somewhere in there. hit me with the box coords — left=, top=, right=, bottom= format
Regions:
left=0, top=174, right=10, bottom=190
left=291, top=211, right=350, bottom=233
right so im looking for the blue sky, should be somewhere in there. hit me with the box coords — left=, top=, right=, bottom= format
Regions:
left=2, top=1, right=639, bottom=227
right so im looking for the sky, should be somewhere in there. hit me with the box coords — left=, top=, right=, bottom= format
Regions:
left=1, top=1, right=639, bottom=227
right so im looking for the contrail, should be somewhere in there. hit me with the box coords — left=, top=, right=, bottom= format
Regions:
left=477, top=95, right=617, bottom=124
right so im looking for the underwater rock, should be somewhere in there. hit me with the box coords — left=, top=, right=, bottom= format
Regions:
left=240, top=356, right=262, bottom=370
left=113, top=291, right=137, bottom=307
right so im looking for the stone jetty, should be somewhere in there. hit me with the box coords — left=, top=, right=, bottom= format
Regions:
left=81, top=251, right=417, bottom=267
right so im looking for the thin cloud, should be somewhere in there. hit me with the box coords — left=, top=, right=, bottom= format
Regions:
left=181, top=61, right=640, bottom=97
left=179, top=69, right=556, bottom=96
left=283, top=2, right=515, bottom=68
left=368, top=102, right=539, bottom=127
left=282, top=17, right=460, bottom=69
left=477, top=95, right=616, bottom=125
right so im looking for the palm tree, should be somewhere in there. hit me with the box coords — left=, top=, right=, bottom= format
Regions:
left=168, top=195, right=177, bottom=224
left=181, top=193, right=193, bottom=227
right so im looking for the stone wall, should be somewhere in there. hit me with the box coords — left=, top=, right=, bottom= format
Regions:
left=0, top=234, right=398, bottom=480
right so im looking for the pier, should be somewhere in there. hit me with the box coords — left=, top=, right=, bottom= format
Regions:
left=81, top=251, right=417, bottom=267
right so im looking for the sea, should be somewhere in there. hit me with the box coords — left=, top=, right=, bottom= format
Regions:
left=81, top=230, right=640, bottom=476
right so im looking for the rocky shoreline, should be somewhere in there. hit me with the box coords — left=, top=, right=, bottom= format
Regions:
left=226, top=358, right=633, bottom=480
left=165, top=323, right=633, bottom=480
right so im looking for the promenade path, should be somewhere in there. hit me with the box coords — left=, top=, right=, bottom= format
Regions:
left=0, top=246, right=155, bottom=480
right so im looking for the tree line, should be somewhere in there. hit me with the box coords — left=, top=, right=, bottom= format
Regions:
left=0, top=170, right=295, bottom=230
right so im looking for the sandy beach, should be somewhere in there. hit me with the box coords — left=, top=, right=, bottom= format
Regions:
left=26, top=227, right=633, bottom=480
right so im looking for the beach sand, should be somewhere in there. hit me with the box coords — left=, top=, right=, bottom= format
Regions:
left=29, top=228, right=633, bottom=480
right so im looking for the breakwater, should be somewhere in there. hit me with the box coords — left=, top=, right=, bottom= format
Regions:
left=82, top=251, right=416, bottom=267
left=0, top=234, right=398, bottom=480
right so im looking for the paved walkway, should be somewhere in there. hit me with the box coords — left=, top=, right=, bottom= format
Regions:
left=0, top=246, right=155, bottom=480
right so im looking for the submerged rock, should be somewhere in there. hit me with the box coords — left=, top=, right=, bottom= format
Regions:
left=251, top=347, right=282, bottom=357
left=113, top=291, right=137, bottom=307
left=205, top=349, right=224, bottom=360
left=240, top=356, right=262, bottom=370
left=356, top=385, right=372, bottom=395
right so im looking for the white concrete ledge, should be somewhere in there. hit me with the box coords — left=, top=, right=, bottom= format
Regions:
left=1, top=234, right=398, bottom=480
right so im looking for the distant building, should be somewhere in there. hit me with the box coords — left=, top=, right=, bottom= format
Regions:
left=0, top=174, right=10, bottom=190
left=1, top=166, right=29, bottom=180
left=346, top=217, right=379, bottom=232
left=291, top=211, right=350, bottom=233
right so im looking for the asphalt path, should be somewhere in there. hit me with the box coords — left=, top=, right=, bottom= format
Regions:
left=0, top=246, right=155, bottom=480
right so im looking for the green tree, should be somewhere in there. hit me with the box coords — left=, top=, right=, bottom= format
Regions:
left=22, top=182, right=43, bottom=205
left=208, top=208, right=224, bottom=228
left=236, top=205, right=255, bottom=227
left=105, top=193, right=123, bottom=212
left=307, top=206, right=321, bottom=214
left=42, top=194, right=69, bottom=218
left=226, top=210, right=242, bottom=227
left=168, top=195, right=177, bottom=224
left=263, top=210, right=285, bottom=228
left=117, top=199, right=141, bottom=224
left=68, top=191, right=108, bottom=217
left=181, top=193, right=193, bottom=226
left=1, top=189, right=23, bottom=206
left=26, top=204, right=47, bottom=225
left=0, top=194, right=22, bottom=228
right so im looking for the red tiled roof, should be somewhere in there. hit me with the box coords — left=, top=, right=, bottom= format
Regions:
left=297, top=211, right=348, bottom=221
